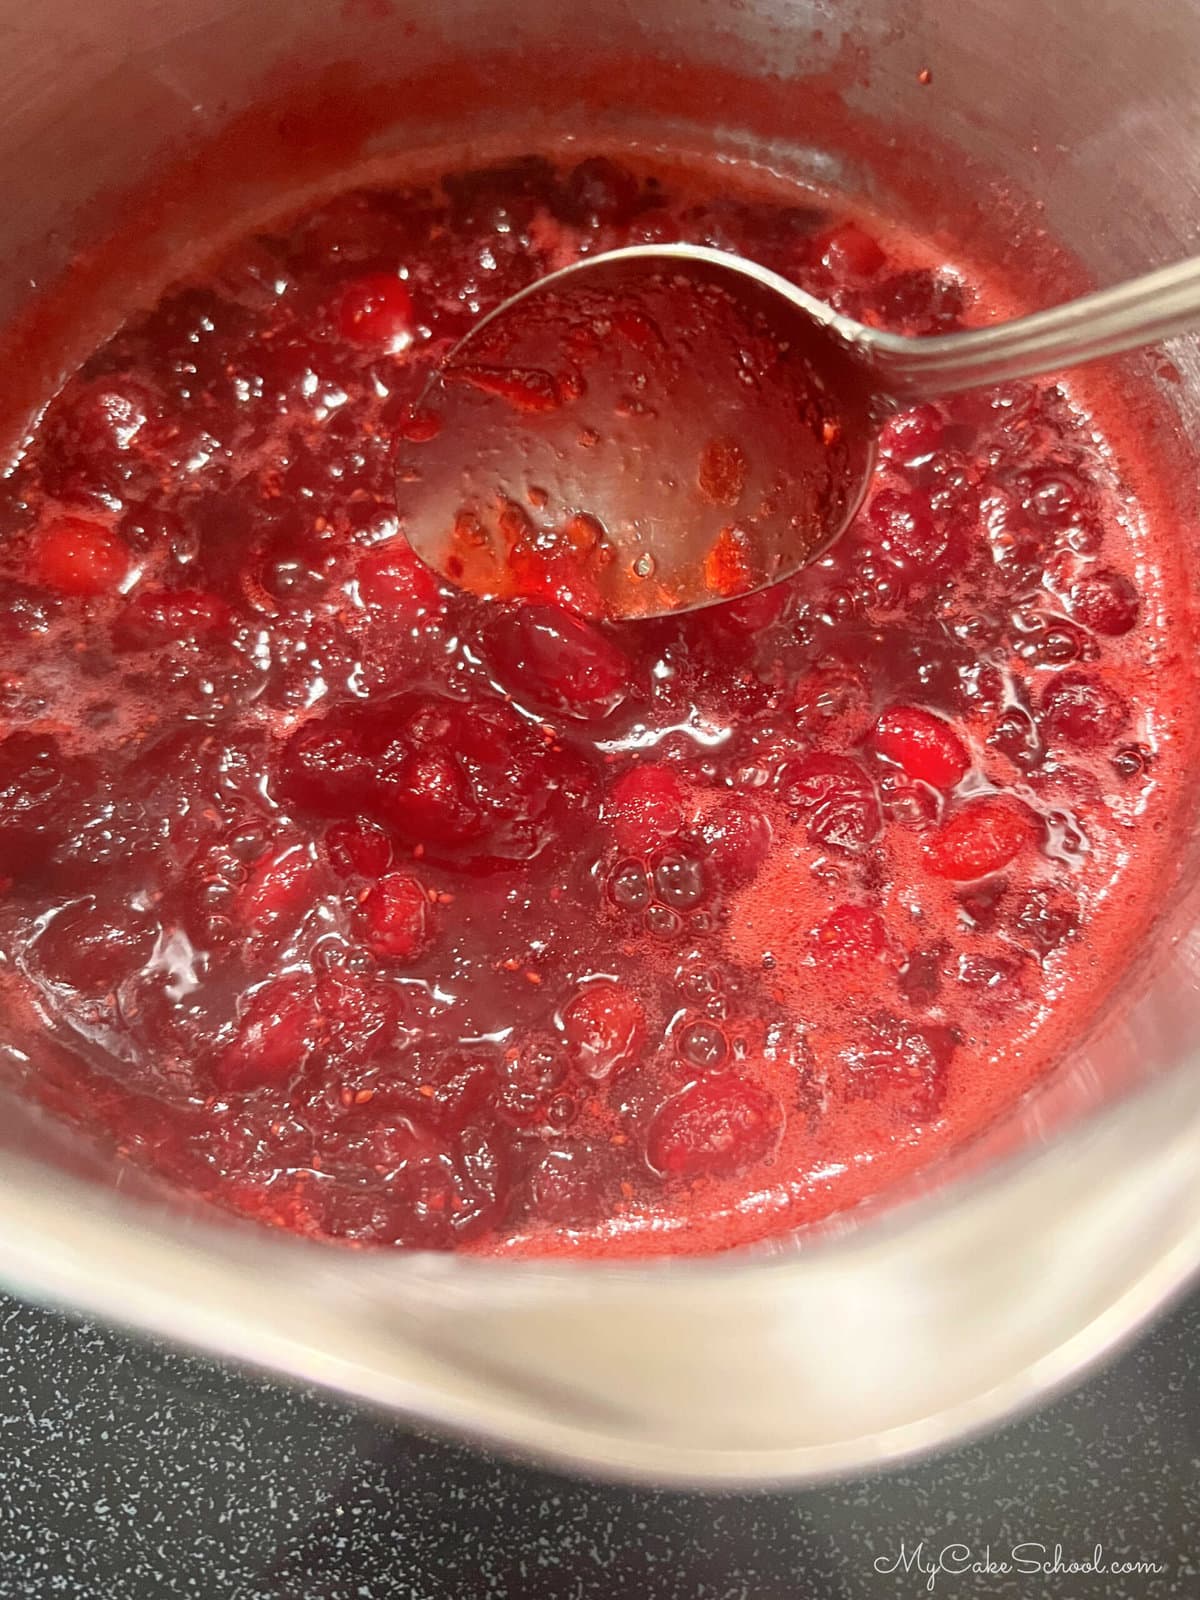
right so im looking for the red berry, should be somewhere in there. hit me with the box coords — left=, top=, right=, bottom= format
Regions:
left=875, top=269, right=965, bottom=335
left=355, top=540, right=443, bottom=615
left=30, top=896, right=157, bottom=994
left=214, top=979, right=321, bottom=1093
left=520, top=1142, right=621, bottom=1226
left=1039, top=670, right=1130, bottom=749
left=236, top=842, right=321, bottom=930
left=324, top=817, right=392, bottom=879
left=112, top=587, right=230, bottom=649
left=606, top=766, right=686, bottom=853
left=646, top=1077, right=784, bottom=1180
left=34, top=518, right=130, bottom=596
left=486, top=604, right=632, bottom=720
left=335, top=273, right=415, bottom=350
left=879, top=403, right=944, bottom=463
left=316, top=965, right=402, bottom=1063
left=697, top=798, right=772, bottom=887
left=0, top=731, right=94, bottom=877
left=868, top=487, right=948, bottom=571
left=925, top=796, right=1036, bottom=879
left=562, top=980, right=645, bottom=1080
left=1010, top=886, right=1080, bottom=958
left=560, top=156, right=641, bottom=225
left=358, top=872, right=434, bottom=962
left=873, top=705, right=969, bottom=789
left=779, top=753, right=881, bottom=852
left=845, top=1013, right=956, bottom=1119
left=279, top=692, right=596, bottom=872
left=812, top=904, right=885, bottom=965
left=819, top=221, right=886, bottom=278
left=713, top=581, right=791, bottom=633
left=1067, top=567, right=1140, bottom=636
left=496, top=1036, right=572, bottom=1129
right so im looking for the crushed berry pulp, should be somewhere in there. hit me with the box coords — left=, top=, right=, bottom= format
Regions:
left=0, top=152, right=1187, bottom=1257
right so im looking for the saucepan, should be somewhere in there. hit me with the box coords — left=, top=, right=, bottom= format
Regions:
left=0, top=0, right=1198, bottom=1485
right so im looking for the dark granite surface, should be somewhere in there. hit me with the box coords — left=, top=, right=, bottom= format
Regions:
left=0, top=1288, right=1195, bottom=1599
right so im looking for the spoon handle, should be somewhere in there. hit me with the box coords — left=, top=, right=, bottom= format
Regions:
left=867, top=255, right=1200, bottom=402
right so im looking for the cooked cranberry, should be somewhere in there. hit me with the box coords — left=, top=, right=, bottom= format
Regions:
left=897, top=946, right=944, bottom=1007
left=0, top=732, right=95, bottom=877
left=560, top=157, right=642, bottom=225
left=697, top=798, right=773, bottom=886
left=1067, top=567, right=1140, bottom=636
left=235, top=841, right=321, bottom=931
left=873, top=705, right=969, bottom=788
left=46, top=376, right=151, bottom=455
left=485, top=604, right=632, bottom=720
left=868, top=486, right=948, bottom=571
left=779, top=753, right=881, bottom=852
left=879, top=403, right=944, bottom=463
left=355, top=540, right=443, bottom=615
left=1010, top=887, right=1080, bottom=957
left=925, top=796, right=1036, bottom=879
left=33, top=518, right=131, bottom=596
left=335, top=273, right=415, bottom=350
left=607, top=766, right=686, bottom=853
left=214, top=979, right=321, bottom=1093
left=324, top=818, right=392, bottom=879
left=331, top=1122, right=509, bottom=1249
left=496, top=1036, right=571, bottom=1128
left=844, top=1013, right=956, bottom=1119
left=1039, top=670, right=1130, bottom=748
left=278, top=691, right=597, bottom=870
left=316, top=965, right=402, bottom=1063
left=874, top=269, right=965, bottom=335
left=646, top=1077, right=784, bottom=1179
left=357, top=872, right=434, bottom=962
left=812, top=904, right=885, bottom=965
left=112, top=587, right=230, bottom=649
left=29, top=897, right=157, bottom=994
left=819, top=222, right=885, bottom=278
left=562, top=980, right=645, bottom=1079
left=520, top=1141, right=623, bottom=1226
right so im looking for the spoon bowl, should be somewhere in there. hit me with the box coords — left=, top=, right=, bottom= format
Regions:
left=396, top=243, right=1200, bottom=619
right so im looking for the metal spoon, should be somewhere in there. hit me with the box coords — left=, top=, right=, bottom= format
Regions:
left=395, top=244, right=1200, bottom=620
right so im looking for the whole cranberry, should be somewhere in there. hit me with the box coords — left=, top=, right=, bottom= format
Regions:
left=559, top=157, right=642, bottom=226
left=485, top=604, right=633, bottom=721
left=562, top=980, right=646, bottom=1080
left=778, top=753, right=881, bottom=852
left=1039, top=670, right=1130, bottom=749
left=646, top=1077, right=785, bottom=1180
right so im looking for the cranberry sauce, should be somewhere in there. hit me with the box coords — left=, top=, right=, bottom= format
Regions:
left=0, top=154, right=1184, bottom=1257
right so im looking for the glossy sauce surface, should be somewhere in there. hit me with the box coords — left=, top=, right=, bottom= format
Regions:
left=0, top=154, right=1186, bottom=1255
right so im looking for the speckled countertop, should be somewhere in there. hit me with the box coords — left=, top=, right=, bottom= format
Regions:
left=0, top=1288, right=1195, bottom=1599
